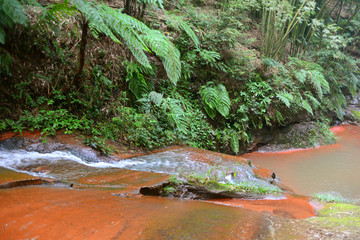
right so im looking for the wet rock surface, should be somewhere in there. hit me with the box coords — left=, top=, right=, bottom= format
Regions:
left=256, top=121, right=335, bottom=152
left=140, top=182, right=267, bottom=200
left=1, top=131, right=359, bottom=239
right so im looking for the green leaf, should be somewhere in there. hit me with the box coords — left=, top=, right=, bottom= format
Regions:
left=0, top=27, right=5, bottom=44
left=302, top=99, right=313, bottom=115
left=215, top=84, right=230, bottom=117
left=276, top=91, right=293, bottom=108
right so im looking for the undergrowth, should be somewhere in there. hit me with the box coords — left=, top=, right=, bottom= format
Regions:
left=1, top=0, right=359, bottom=155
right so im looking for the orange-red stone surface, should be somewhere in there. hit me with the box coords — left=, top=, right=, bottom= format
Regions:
left=0, top=186, right=268, bottom=240
left=0, top=131, right=318, bottom=239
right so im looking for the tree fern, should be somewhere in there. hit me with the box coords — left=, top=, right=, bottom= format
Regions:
left=48, top=0, right=181, bottom=84
left=200, top=83, right=230, bottom=119
left=141, top=29, right=181, bottom=84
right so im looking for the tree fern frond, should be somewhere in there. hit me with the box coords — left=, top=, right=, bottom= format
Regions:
left=142, top=30, right=181, bottom=84
left=162, top=48, right=181, bottom=85
left=142, top=30, right=170, bottom=57
left=70, top=0, right=120, bottom=43
left=215, top=84, right=230, bottom=117
left=44, top=0, right=77, bottom=23
left=128, top=76, right=149, bottom=99
left=1, top=0, right=28, bottom=26
left=164, top=12, right=200, bottom=47
left=140, top=0, right=164, bottom=10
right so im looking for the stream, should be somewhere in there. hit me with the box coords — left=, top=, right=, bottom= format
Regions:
left=1, top=126, right=360, bottom=239
left=1, top=125, right=360, bottom=199
left=243, top=124, right=360, bottom=199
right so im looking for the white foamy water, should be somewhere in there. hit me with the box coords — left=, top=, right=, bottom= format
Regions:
left=0, top=149, right=211, bottom=177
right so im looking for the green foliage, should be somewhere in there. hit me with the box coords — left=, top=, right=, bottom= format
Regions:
left=84, top=136, right=113, bottom=156
left=164, top=11, right=200, bottom=47
left=1, top=0, right=359, bottom=157
left=48, top=0, right=181, bottom=84
left=125, top=61, right=152, bottom=99
left=185, top=171, right=282, bottom=194
left=200, top=82, right=230, bottom=119
left=112, top=107, right=174, bottom=148
left=0, top=0, right=29, bottom=44
left=0, top=109, right=92, bottom=136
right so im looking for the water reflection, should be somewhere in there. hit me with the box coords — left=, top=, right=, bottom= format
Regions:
left=242, top=124, right=360, bottom=199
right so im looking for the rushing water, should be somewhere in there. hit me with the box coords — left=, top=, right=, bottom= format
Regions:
left=0, top=146, right=265, bottom=187
left=1, top=125, right=359, bottom=198
left=242, top=124, right=360, bottom=199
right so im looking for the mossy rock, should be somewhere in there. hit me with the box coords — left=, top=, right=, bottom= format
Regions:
left=258, top=121, right=336, bottom=151
left=351, top=110, right=360, bottom=122
left=308, top=203, right=360, bottom=233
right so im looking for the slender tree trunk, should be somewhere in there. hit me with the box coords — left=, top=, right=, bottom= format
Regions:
left=337, top=0, right=344, bottom=23
left=74, top=18, right=89, bottom=87
left=340, top=6, right=360, bottom=35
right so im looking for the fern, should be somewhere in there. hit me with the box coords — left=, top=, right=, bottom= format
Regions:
left=141, top=92, right=188, bottom=133
left=200, top=84, right=219, bottom=118
left=162, top=98, right=188, bottom=133
left=139, top=0, right=164, bottom=10
left=309, top=70, right=329, bottom=99
left=294, top=69, right=307, bottom=83
left=302, top=99, right=313, bottom=115
left=0, top=0, right=30, bottom=44
left=125, top=61, right=151, bottom=99
left=147, top=91, right=163, bottom=107
left=215, top=84, right=231, bottom=117
left=199, top=49, right=220, bottom=63
left=200, top=83, right=230, bottom=119
left=304, top=91, right=320, bottom=108
left=276, top=91, right=294, bottom=108
left=47, top=0, right=181, bottom=84
left=142, top=30, right=181, bottom=84
left=164, top=12, right=200, bottom=47
left=229, top=130, right=240, bottom=154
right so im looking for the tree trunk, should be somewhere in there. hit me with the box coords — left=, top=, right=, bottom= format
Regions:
left=74, top=19, right=89, bottom=87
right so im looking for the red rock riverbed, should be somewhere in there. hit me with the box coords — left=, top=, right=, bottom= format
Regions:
left=0, top=131, right=318, bottom=239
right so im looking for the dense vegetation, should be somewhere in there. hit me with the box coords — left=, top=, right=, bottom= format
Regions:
left=1, top=0, right=359, bottom=154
